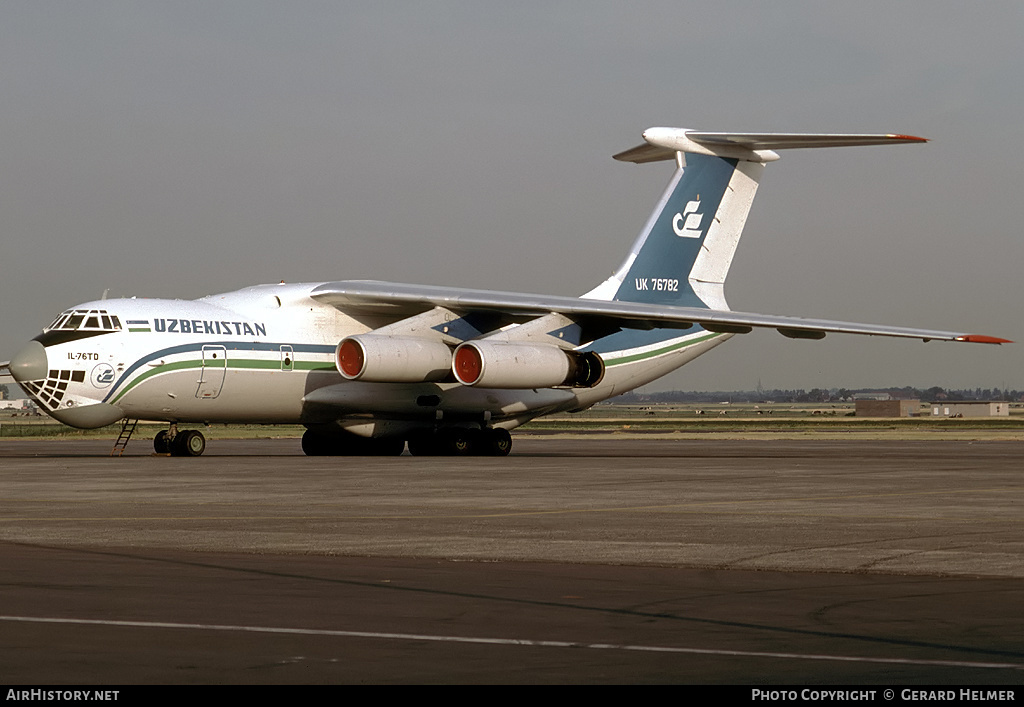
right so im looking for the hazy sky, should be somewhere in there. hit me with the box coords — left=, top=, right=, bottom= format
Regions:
left=2, top=2, right=1021, bottom=392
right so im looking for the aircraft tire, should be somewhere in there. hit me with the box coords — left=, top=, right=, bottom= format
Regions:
left=440, top=428, right=475, bottom=456
left=153, top=430, right=172, bottom=454
left=482, top=428, right=512, bottom=456
left=301, top=429, right=331, bottom=456
left=408, top=429, right=487, bottom=456
left=173, top=429, right=206, bottom=457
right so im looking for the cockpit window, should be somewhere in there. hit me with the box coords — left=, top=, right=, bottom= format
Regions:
left=44, top=309, right=122, bottom=333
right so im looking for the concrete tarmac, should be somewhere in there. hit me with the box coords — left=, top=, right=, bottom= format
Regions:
left=1, top=436, right=1022, bottom=683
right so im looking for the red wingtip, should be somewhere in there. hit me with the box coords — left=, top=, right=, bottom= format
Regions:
left=888, top=134, right=929, bottom=143
left=956, top=335, right=1013, bottom=344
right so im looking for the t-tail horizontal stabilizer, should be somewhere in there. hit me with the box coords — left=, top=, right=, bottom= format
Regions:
left=613, top=128, right=928, bottom=164
left=585, top=127, right=932, bottom=311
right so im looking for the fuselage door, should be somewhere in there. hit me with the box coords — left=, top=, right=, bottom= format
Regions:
left=196, top=345, right=227, bottom=399
left=280, top=345, right=294, bottom=372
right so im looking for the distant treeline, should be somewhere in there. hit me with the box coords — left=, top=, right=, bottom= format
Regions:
left=614, top=387, right=1023, bottom=404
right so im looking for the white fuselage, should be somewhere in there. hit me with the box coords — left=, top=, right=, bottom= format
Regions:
left=23, top=282, right=729, bottom=435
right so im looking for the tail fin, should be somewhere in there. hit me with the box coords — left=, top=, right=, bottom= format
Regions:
left=582, top=152, right=762, bottom=309
left=582, top=128, right=926, bottom=310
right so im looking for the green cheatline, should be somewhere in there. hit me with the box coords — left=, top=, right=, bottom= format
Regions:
left=108, top=332, right=714, bottom=404
left=603, top=333, right=719, bottom=367
left=109, top=357, right=334, bottom=403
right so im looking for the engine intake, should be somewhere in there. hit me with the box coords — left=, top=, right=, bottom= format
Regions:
left=452, top=341, right=604, bottom=389
left=336, top=335, right=453, bottom=383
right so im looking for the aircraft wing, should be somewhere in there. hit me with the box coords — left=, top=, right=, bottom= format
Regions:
left=310, top=281, right=1008, bottom=344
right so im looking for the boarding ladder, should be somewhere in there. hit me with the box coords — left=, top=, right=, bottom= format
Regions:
left=110, top=418, right=139, bottom=456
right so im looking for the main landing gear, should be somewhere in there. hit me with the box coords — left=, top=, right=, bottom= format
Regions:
left=154, top=425, right=207, bottom=457
left=301, top=429, right=405, bottom=456
left=300, top=427, right=513, bottom=457
left=406, top=428, right=512, bottom=457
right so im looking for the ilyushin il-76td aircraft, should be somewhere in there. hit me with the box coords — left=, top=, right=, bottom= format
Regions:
left=1, top=127, right=1009, bottom=457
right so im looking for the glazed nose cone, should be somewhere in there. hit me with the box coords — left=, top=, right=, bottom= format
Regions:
left=9, top=340, right=48, bottom=383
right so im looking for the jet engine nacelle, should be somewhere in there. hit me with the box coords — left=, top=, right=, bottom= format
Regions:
left=452, top=341, right=604, bottom=389
left=336, top=335, right=453, bottom=383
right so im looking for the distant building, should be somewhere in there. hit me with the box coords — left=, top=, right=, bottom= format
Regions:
left=855, top=399, right=920, bottom=417
left=0, top=398, right=35, bottom=411
left=853, top=392, right=892, bottom=401
left=931, top=402, right=1009, bottom=418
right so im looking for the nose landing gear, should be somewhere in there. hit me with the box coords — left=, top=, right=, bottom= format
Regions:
left=154, top=425, right=207, bottom=457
